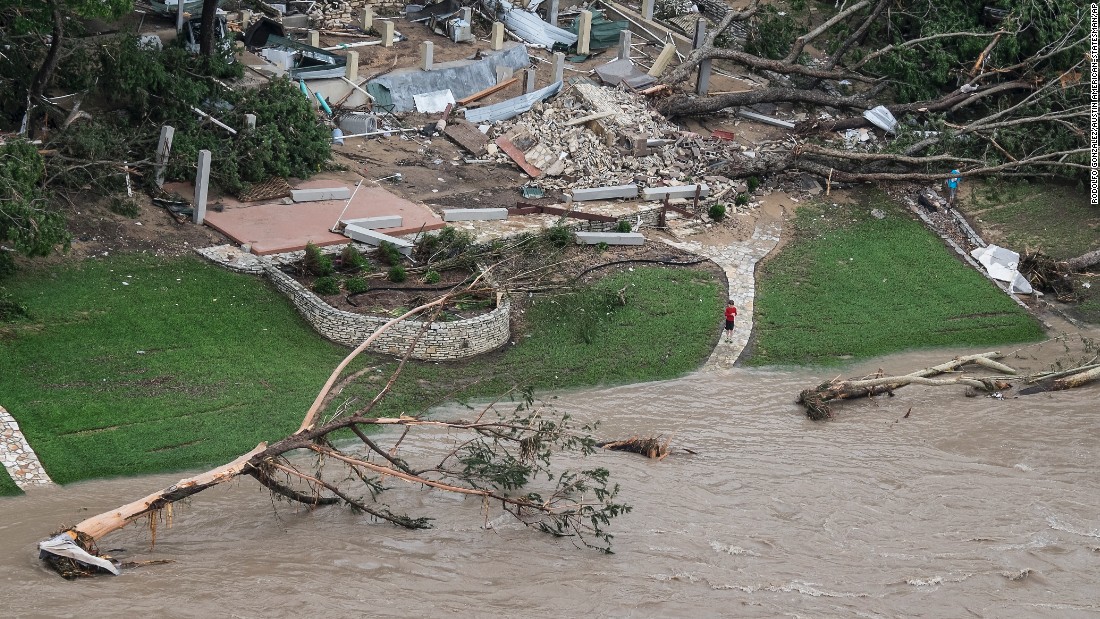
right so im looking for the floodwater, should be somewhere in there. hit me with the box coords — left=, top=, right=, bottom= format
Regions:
left=2, top=348, right=1098, bottom=618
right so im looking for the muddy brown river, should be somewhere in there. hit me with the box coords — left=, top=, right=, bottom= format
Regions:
left=2, top=348, right=1098, bottom=618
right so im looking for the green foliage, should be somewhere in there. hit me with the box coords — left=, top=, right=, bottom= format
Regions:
left=0, top=140, right=69, bottom=257
left=595, top=242, right=610, bottom=252
left=735, top=193, right=750, bottom=207
left=615, top=220, right=632, bottom=233
left=387, top=265, right=407, bottom=283
left=708, top=202, right=726, bottom=221
left=339, top=244, right=369, bottom=272
left=542, top=225, right=575, bottom=248
left=745, top=6, right=799, bottom=60
left=746, top=176, right=761, bottom=192
left=312, top=276, right=341, bottom=295
left=303, top=242, right=334, bottom=276
left=414, top=226, right=474, bottom=263
left=107, top=196, right=140, bottom=218
left=749, top=192, right=1044, bottom=366
left=0, top=297, right=31, bottom=322
left=423, top=270, right=442, bottom=284
left=345, top=276, right=369, bottom=294
left=377, top=241, right=404, bottom=266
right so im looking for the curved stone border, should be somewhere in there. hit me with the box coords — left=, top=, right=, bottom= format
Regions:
left=0, top=405, right=53, bottom=489
left=662, top=220, right=783, bottom=370
left=197, top=245, right=511, bottom=360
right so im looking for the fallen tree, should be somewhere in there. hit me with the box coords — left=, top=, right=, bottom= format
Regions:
left=798, top=346, right=1100, bottom=421
left=38, top=291, right=631, bottom=578
left=652, top=0, right=1090, bottom=183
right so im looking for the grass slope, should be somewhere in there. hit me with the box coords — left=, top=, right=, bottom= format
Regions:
left=748, top=192, right=1045, bottom=366
left=0, top=254, right=348, bottom=489
left=0, top=468, right=19, bottom=496
left=0, top=257, right=720, bottom=494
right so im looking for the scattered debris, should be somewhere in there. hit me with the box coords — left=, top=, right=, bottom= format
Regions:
left=597, top=436, right=671, bottom=459
left=970, top=245, right=1034, bottom=294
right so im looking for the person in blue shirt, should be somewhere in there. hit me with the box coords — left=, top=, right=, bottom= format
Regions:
left=947, top=169, right=960, bottom=206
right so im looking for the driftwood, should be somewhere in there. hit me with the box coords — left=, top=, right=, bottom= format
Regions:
left=597, top=436, right=672, bottom=460
left=799, top=349, right=1100, bottom=420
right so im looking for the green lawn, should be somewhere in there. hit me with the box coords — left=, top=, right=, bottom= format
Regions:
left=747, top=192, right=1045, bottom=366
left=0, top=468, right=19, bottom=496
left=0, top=256, right=721, bottom=495
left=961, top=181, right=1100, bottom=324
left=338, top=267, right=724, bottom=418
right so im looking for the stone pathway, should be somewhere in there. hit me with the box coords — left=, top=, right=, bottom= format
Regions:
left=663, top=220, right=783, bottom=370
left=0, top=405, right=53, bottom=489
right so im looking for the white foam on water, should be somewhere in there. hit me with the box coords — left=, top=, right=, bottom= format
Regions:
left=710, top=540, right=761, bottom=556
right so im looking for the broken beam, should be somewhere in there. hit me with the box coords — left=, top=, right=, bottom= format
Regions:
left=457, top=77, right=519, bottom=106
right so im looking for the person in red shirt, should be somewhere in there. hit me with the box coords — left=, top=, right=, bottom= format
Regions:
left=724, top=300, right=737, bottom=343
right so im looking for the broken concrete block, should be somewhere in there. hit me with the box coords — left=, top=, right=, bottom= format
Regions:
left=442, top=208, right=509, bottom=222
left=342, top=224, right=413, bottom=255
left=575, top=231, right=644, bottom=245
left=570, top=184, right=638, bottom=201
left=341, top=215, right=403, bottom=229
left=291, top=187, right=352, bottom=202
left=641, top=184, right=710, bottom=201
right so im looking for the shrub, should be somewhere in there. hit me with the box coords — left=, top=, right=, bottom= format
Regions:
left=595, top=242, right=610, bottom=252
left=747, top=176, right=761, bottom=192
left=340, top=244, right=369, bottom=272
left=345, top=277, right=369, bottom=294
left=303, top=242, right=334, bottom=276
left=708, top=203, right=726, bottom=221
left=311, top=276, right=341, bottom=295
left=423, top=270, right=441, bottom=284
left=735, top=194, right=750, bottom=207
left=543, top=225, right=574, bottom=248
left=377, top=241, right=403, bottom=266
left=415, top=226, right=474, bottom=261
left=0, top=298, right=30, bottom=322
left=107, top=197, right=140, bottom=218
left=616, top=220, right=633, bottom=233
left=388, top=265, right=407, bottom=283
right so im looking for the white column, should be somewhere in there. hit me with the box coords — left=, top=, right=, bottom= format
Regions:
left=577, top=10, right=593, bottom=55
left=194, top=150, right=211, bottom=225
left=155, top=125, right=174, bottom=189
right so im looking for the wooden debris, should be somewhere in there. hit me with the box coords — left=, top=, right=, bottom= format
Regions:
left=597, top=436, right=671, bottom=460
left=457, top=77, right=519, bottom=106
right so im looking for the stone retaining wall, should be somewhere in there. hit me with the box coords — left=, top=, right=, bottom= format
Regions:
left=263, top=264, right=511, bottom=359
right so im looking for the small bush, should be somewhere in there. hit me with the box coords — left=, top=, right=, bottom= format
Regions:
left=709, top=203, right=727, bottom=221
left=0, top=298, right=30, bottom=322
left=735, top=194, right=750, bottom=207
left=596, top=242, right=610, bottom=252
left=107, top=196, right=140, bottom=218
left=424, top=270, right=442, bottom=284
left=388, top=265, right=407, bottom=283
left=616, top=220, right=633, bottom=233
left=340, top=244, right=369, bottom=272
left=345, top=277, right=369, bottom=294
left=311, top=276, right=341, bottom=295
left=303, top=242, right=334, bottom=276
left=543, top=225, right=574, bottom=248
left=0, top=252, right=16, bottom=280
left=747, top=176, right=761, bottom=192
left=377, top=241, right=403, bottom=266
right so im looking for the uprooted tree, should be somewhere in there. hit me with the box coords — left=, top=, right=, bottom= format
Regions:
left=797, top=338, right=1100, bottom=420
left=654, top=0, right=1091, bottom=184
left=38, top=293, right=631, bottom=578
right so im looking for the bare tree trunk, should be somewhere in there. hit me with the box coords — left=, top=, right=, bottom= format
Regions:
left=1063, top=249, right=1100, bottom=272
left=26, top=0, right=64, bottom=137
left=199, top=0, right=218, bottom=57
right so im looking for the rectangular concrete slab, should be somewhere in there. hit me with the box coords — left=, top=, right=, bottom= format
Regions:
left=201, top=180, right=444, bottom=255
left=343, top=225, right=414, bottom=255
left=575, top=231, right=645, bottom=245
left=443, top=208, right=509, bottom=222
left=291, top=186, right=351, bottom=202
left=570, top=184, right=638, bottom=201
left=341, top=215, right=403, bottom=229
left=641, top=184, right=710, bottom=201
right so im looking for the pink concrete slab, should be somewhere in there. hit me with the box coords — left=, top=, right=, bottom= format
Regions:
left=203, top=184, right=445, bottom=255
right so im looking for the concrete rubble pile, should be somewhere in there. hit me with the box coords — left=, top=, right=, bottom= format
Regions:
left=485, top=83, right=764, bottom=202
left=306, top=0, right=360, bottom=29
